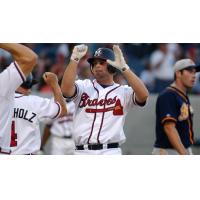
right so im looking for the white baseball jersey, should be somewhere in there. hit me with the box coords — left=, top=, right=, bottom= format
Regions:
left=69, top=79, right=146, bottom=146
left=0, top=62, right=25, bottom=152
left=50, top=101, right=75, bottom=138
left=44, top=101, right=75, bottom=155
left=10, top=94, right=61, bottom=154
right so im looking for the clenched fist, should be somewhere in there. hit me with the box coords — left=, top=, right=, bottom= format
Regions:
left=43, top=72, right=58, bottom=87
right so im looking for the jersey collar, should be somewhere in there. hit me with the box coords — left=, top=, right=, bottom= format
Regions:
left=168, top=86, right=189, bottom=101
left=93, top=79, right=119, bottom=90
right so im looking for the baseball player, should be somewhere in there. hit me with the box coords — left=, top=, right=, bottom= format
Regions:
left=0, top=43, right=37, bottom=154
left=152, top=58, right=200, bottom=155
left=61, top=44, right=149, bottom=155
left=40, top=101, right=75, bottom=155
left=10, top=72, right=67, bottom=155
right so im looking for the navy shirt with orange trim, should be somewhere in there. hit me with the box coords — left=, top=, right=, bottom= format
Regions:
left=154, top=86, right=194, bottom=149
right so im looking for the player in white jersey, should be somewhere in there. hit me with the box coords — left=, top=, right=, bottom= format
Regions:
left=40, top=101, right=75, bottom=155
left=10, top=72, right=67, bottom=155
left=61, top=44, right=149, bottom=155
left=0, top=44, right=37, bottom=154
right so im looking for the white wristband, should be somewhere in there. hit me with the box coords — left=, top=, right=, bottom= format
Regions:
left=71, top=55, right=80, bottom=63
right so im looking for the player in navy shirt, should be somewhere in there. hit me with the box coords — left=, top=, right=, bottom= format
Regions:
left=153, top=58, right=200, bottom=155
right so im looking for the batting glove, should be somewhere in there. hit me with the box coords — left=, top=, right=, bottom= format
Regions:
left=71, top=44, right=88, bottom=63
left=107, top=45, right=129, bottom=72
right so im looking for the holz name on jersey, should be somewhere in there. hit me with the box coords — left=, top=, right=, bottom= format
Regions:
left=13, top=108, right=36, bottom=123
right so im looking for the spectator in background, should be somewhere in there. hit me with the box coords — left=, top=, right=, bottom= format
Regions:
left=39, top=44, right=70, bottom=93
left=140, top=62, right=155, bottom=93
left=150, top=44, right=176, bottom=93
left=1, top=43, right=200, bottom=95
left=51, top=44, right=69, bottom=81
left=78, top=60, right=92, bottom=80
left=185, top=45, right=200, bottom=94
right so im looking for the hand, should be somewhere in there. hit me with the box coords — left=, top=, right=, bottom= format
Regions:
left=71, top=44, right=88, bottom=62
left=107, top=45, right=130, bottom=72
left=43, top=72, right=58, bottom=87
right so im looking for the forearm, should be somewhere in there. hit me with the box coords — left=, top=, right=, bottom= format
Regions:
left=61, top=60, right=78, bottom=97
left=0, top=43, right=37, bottom=76
left=51, top=84, right=67, bottom=117
left=122, top=69, right=149, bottom=103
left=164, top=126, right=187, bottom=155
left=41, top=125, right=51, bottom=150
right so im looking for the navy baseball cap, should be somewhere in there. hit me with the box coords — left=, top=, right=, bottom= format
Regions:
left=21, top=73, right=38, bottom=89
left=174, top=58, right=200, bottom=72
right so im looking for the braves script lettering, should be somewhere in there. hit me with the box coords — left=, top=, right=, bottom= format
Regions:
left=79, top=93, right=117, bottom=108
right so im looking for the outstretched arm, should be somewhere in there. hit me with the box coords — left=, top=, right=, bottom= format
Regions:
left=107, top=45, right=149, bottom=104
left=0, top=43, right=38, bottom=76
left=43, top=72, right=67, bottom=117
left=61, top=44, right=88, bottom=97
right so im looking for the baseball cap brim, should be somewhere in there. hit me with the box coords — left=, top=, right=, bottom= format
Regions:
left=185, top=65, right=200, bottom=72
left=195, top=64, right=200, bottom=72
left=87, top=57, right=106, bottom=64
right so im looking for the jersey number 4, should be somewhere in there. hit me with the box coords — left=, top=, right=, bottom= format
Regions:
left=10, top=121, right=17, bottom=147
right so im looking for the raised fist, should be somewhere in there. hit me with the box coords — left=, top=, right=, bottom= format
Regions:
left=43, top=72, right=58, bottom=87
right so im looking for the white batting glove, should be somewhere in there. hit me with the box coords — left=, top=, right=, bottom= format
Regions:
left=71, top=44, right=88, bottom=63
left=107, top=45, right=130, bottom=72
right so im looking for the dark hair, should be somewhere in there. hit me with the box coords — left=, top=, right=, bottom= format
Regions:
left=174, top=70, right=184, bottom=80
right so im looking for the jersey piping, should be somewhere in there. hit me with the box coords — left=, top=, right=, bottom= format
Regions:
left=14, top=61, right=26, bottom=83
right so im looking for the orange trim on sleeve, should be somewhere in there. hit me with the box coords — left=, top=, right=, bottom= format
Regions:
left=161, top=116, right=177, bottom=124
left=188, top=119, right=194, bottom=144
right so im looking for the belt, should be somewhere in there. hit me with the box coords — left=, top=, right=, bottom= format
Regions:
left=63, top=136, right=72, bottom=139
left=52, top=135, right=72, bottom=139
left=0, top=148, right=11, bottom=154
left=76, top=143, right=119, bottom=150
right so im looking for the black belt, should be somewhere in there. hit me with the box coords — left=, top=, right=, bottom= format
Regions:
left=63, top=136, right=72, bottom=139
left=0, top=148, right=11, bottom=154
left=76, top=143, right=119, bottom=150
left=53, top=135, right=72, bottom=139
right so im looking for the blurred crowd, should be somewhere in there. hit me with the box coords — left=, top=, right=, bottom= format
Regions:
left=1, top=43, right=200, bottom=94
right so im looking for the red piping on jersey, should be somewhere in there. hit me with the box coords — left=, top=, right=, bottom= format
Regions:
left=85, top=106, right=115, bottom=113
left=87, top=81, right=99, bottom=144
left=96, top=85, right=121, bottom=143
left=14, top=61, right=26, bottom=82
